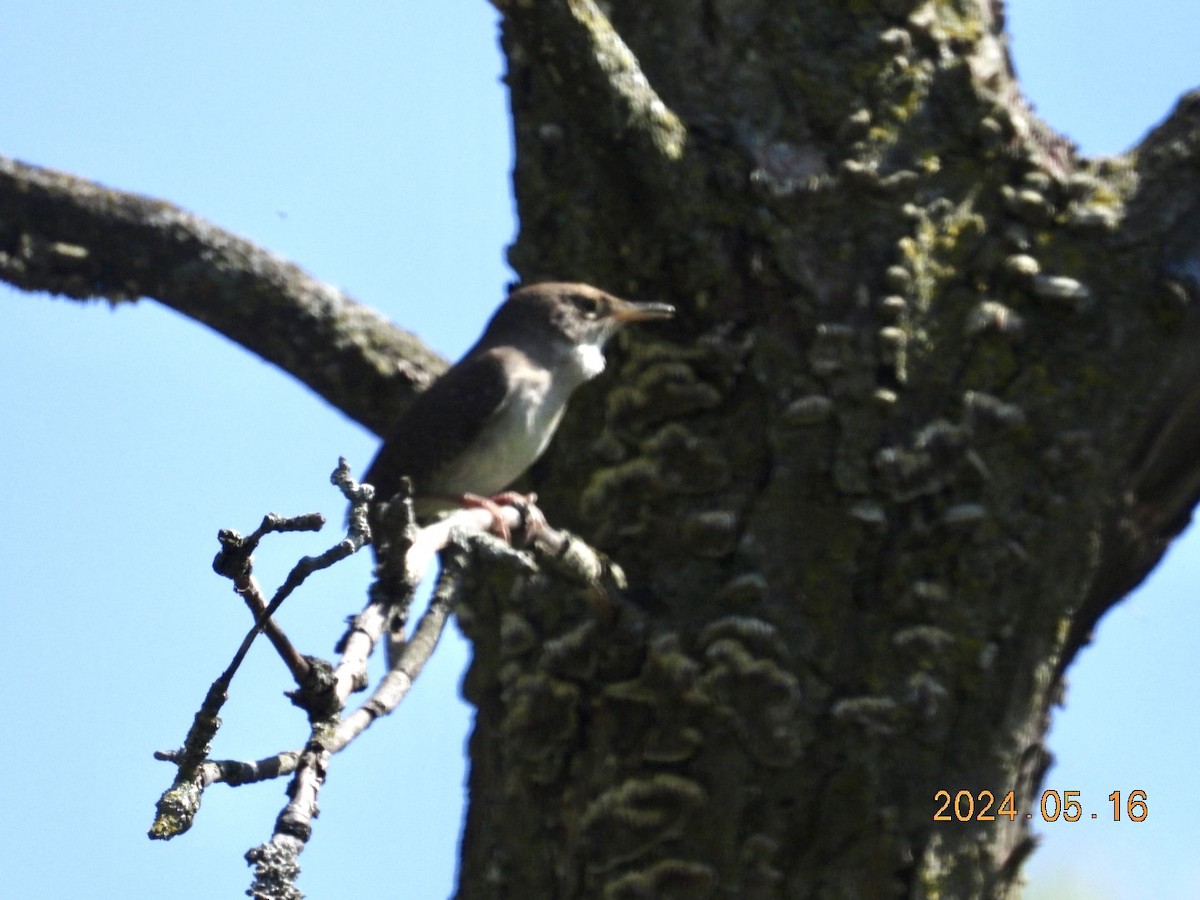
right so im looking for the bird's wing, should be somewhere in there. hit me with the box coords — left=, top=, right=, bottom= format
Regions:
left=363, top=346, right=520, bottom=500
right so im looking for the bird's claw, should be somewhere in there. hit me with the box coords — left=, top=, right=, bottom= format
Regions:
left=461, top=492, right=545, bottom=545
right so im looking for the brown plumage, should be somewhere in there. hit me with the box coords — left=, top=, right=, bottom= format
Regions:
left=364, top=282, right=673, bottom=519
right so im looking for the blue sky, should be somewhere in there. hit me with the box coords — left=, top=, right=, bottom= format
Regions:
left=0, top=3, right=1196, bottom=898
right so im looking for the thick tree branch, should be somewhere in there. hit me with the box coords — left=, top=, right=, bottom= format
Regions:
left=495, top=0, right=687, bottom=187
left=1064, top=89, right=1200, bottom=663
left=0, top=156, right=445, bottom=435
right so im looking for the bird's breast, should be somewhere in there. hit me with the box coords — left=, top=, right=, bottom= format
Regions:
left=431, top=366, right=576, bottom=497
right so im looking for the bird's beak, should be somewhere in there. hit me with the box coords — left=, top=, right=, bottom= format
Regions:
left=608, top=298, right=676, bottom=323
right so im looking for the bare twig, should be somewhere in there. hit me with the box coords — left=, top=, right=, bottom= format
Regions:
left=250, top=545, right=474, bottom=887
left=161, top=506, right=540, bottom=800
left=245, top=834, right=304, bottom=900
left=151, top=459, right=615, bottom=900
left=332, top=526, right=533, bottom=748
left=241, top=517, right=533, bottom=899
left=211, top=512, right=324, bottom=684
left=153, top=749, right=304, bottom=790
left=151, top=461, right=370, bottom=839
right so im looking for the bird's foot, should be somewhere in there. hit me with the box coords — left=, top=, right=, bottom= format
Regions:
left=461, top=492, right=545, bottom=545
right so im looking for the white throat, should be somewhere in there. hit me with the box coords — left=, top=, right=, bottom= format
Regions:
left=572, top=339, right=607, bottom=383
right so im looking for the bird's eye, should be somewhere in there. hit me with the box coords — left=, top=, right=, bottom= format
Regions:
left=572, top=295, right=600, bottom=317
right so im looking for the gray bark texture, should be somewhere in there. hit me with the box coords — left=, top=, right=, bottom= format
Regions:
left=3, top=0, right=1199, bottom=897
left=460, top=1, right=1200, bottom=897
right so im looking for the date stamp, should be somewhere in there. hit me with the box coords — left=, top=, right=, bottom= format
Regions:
left=933, top=789, right=1148, bottom=823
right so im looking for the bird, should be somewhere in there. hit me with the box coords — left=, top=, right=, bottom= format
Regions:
left=363, top=282, right=674, bottom=538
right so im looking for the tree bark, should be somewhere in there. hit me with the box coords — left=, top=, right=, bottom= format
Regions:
left=0, top=157, right=446, bottom=435
left=458, top=1, right=1200, bottom=897
left=3, top=1, right=1199, bottom=897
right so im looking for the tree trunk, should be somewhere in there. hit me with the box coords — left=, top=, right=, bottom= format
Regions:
left=455, top=1, right=1200, bottom=896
